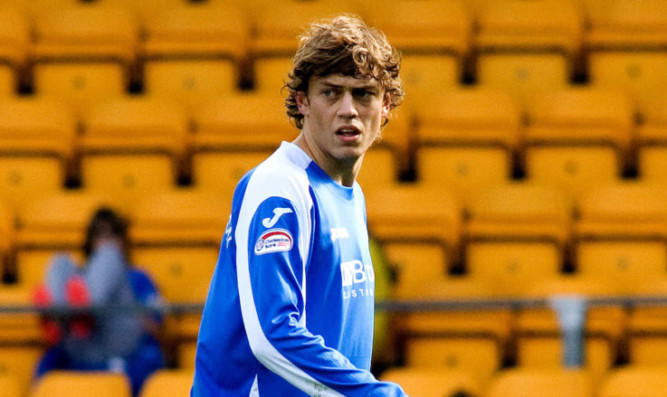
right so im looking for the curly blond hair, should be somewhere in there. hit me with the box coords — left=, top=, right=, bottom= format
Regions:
left=284, top=15, right=403, bottom=129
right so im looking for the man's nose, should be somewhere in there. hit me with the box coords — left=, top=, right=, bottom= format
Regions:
left=337, top=92, right=359, bottom=118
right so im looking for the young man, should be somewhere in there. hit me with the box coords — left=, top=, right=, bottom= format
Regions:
left=191, top=15, right=406, bottom=396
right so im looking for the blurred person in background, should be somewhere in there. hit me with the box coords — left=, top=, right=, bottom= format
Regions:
left=32, top=207, right=166, bottom=396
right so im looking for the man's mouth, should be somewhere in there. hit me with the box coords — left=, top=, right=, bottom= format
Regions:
left=336, top=126, right=361, bottom=138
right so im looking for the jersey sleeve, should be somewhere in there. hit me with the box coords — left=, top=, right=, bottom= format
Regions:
left=236, top=195, right=406, bottom=397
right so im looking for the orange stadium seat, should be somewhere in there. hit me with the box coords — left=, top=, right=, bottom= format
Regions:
left=523, top=88, right=634, bottom=198
left=475, top=0, right=583, bottom=106
left=80, top=95, right=188, bottom=212
left=31, top=371, right=131, bottom=397
left=0, top=200, right=14, bottom=277
left=364, top=184, right=463, bottom=299
left=14, top=191, right=112, bottom=289
left=141, top=1, right=249, bottom=110
left=0, top=97, right=76, bottom=217
left=625, top=278, right=667, bottom=366
left=32, top=4, right=138, bottom=117
left=0, top=343, right=44, bottom=397
left=130, top=188, right=229, bottom=341
left=464, top=182, right=573, bottom=296
left=483, top=368, right=593, bottom=397
left=413, top=88, right=521, bottom=198
left=0, top=374, right=21, bottom=397
left=0, top=4, right=30, bottom=95
left=379, top=367, right=481, bottom=397
left=362, top=0, right=472, bottom=107
left=574, top=181, right=667, bottom=295
left=637, top=97, right=667, bottom=182
left=516, top=277, right=626, bottom=384
left=139, top=369, right=194, bottom=397
left=250, top=0, right=358, bottom=92
left=597, top=365, right=667, bottom=397
left=0, top=285, right=44, bottom=346
left=191, top=93, right=299, bottom=193
left=585, top=0, right=667, bottom=116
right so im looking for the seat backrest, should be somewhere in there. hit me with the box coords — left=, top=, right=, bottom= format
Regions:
left=31, top=371, right=131, bottom=397
left=142, top=2, right=248, bottom=61
left=585, top=0, right=667, bottom=50
left=476, top=0, right=583, bottom=55
left=484, top=368, right=593, bottom=397
left=0, top=5, right=30, bottom=68
left=139, top=369, right=194, bottom=397
left=597, top=366, right=667, bottom=397
left=380, top=367, right=480, bottom=397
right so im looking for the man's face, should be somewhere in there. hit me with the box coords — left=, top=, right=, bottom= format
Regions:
left=296, top=74, right=391, bottom=166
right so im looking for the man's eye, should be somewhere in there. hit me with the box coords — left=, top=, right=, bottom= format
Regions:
left=323, top=89, right=335, bottom=97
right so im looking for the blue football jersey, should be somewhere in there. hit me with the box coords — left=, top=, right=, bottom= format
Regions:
left=191, top=142, right=406, bottom=396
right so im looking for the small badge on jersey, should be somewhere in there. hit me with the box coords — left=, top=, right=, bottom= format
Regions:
left=254, top=229, right=293, bottom=255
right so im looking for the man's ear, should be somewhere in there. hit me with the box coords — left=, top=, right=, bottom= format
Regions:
left=381, top=92, right=392, bottom=118
left=296, top=91, right=309, bottom=116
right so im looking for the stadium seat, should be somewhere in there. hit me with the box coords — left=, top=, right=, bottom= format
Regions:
left=379, top=367, right=481, bottom=397
left=249, top=0, right=358, bottom=91
left=597, top=365, right=667, bottom=397
left=516, top=277, right=626, bottom=384
left=574, top=181, right=667, bottom=295
left=626, top=278, right=667, bottom=366
left=413, top=88, right=521, bottom=198
left=0, top=344, right=44, bottom=397
left=483, top=368, right=593, bottom=397
left=139, top=369, right=194, bottom=397
left=0, top=285, right=43, bottom=346
left=176, top=340, right=197, bottom=369
left=474, top=0, right=583, bottom=106
left=130, top=188, right=229, bottom=341
left=0, top=200, right=14, bottom=277
left=0, top=4, right=30, bottom=95
left=0, top=97, right=76, bottom=217
left=585, top=0, right=667, bottom=116
left=523, top=88, right=634, bottom=198
left=31, top=371, right=131, bottom=397
left=364, top=184, right=463, bottom=299
left=464, top=182, right=573, bottom=296
left=80, top=95, right=188, bottom=212
left=14, top=191, right=112, bottom=289
left=191, top=93, right=298, bottom=193
left=637, top=97, right=667, bottom=181
left=141, top=1, right=249, bottom=109
left=362, top=0, right=472, bottom=98
left=0, top=374, right=21, bottom=397
left=32, top=4, right=138, bottom=116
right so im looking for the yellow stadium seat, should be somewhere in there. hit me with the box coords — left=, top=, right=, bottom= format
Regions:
left=574, top=181, right=667, bottom=295
left=130, top=188, right=229, bottom=340
left=80, top=95, right=188, bottom=212
left=364, top=184, right=462, bottom=299
left=483, top=368, right=593, bottom=397
left=626, top=279, right=667, bottom=366
left=191, top=93, right=298, bottom=193
left=252, top=56, right=293, bottom=95
left=141, top=1, right=249, bottom=109
left=516, top=277, right=626, bottom=384
left=15, top=191, right=112, bottom=289
left=585, top=0, right=667, bottom=115
left=31, top=371, right=131, bottom=397
left=597, top=365, right=667, bottom=397
left=0, top=5, right=30, bottom=94
left=250, top=0, right=358, bottom=58
left=32, top=4, right=138, bottom=117
left=637, top=97, right=667, bottom=181
left=176, top=340, right=197, bottom=369
left=0, top=200, right=14, bottom=276
left=0, top=97, right=76, bottom=216
left=413, top=88, right=521, bottom=197
left=0, top=285, right=43, bottom=346
left=399, top=55, right=460, bottom=110
left=379, top=367, right=481, bottom=397
left=523, top=88, right=633, bottom=198
left=139, top=369, right=194, bottom=397
left=0, top=374, right=21, bottom=397
left=475, top=0, right=583, bottom=105
left=0, top=344, right=44, bottom=397
left=465, top=182, right=573, bottom=296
